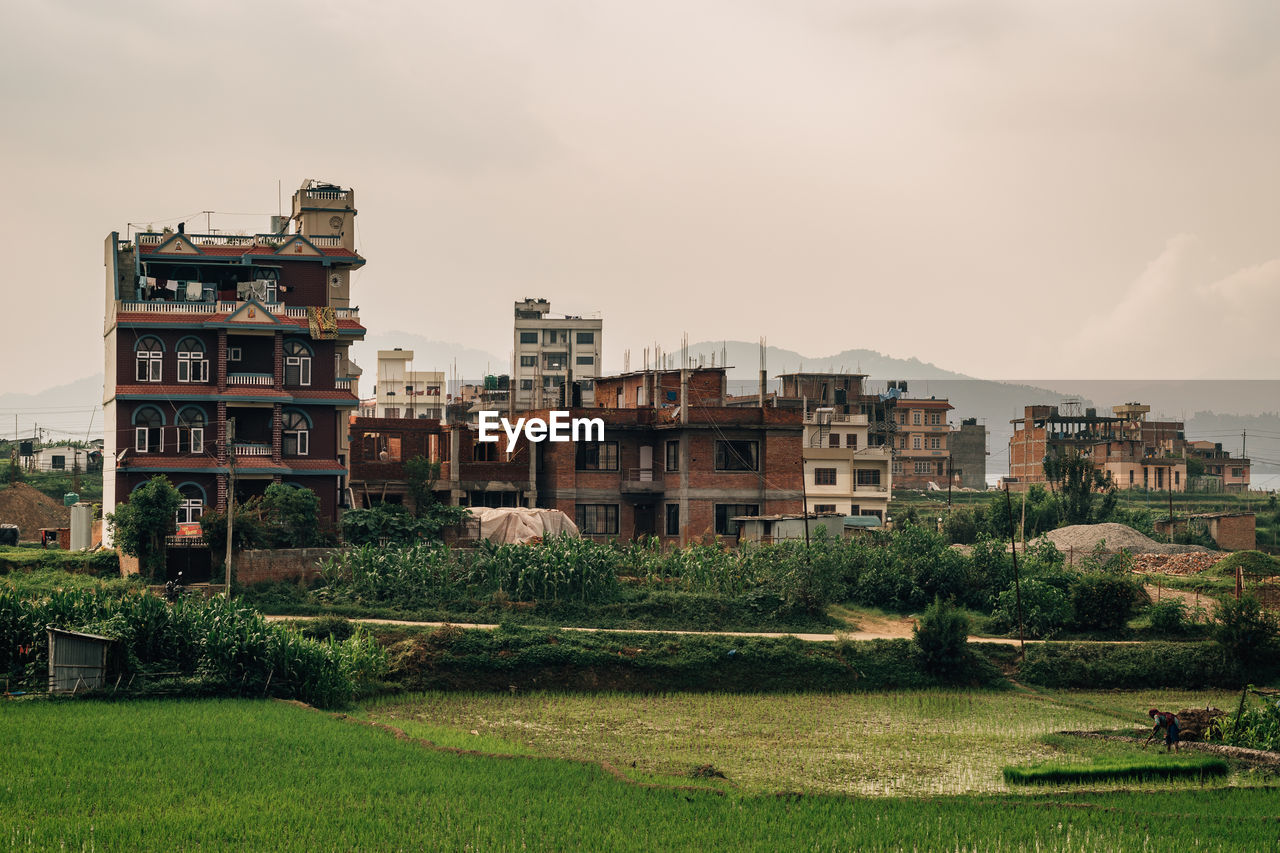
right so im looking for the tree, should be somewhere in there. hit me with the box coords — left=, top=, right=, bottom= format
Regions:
left=913, top=596, right=971, bottom=680
left=1044, top=452, right=1107, bottom=526
left=404, top=456, right=441, bottom=518
left=107, top=476, right=181, bottom=581
left=5, top=449, right=22, bottom=485
left=260, top=483, right=321, bottom=547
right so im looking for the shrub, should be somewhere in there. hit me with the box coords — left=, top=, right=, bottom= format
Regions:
left=1213, top=595, right=1280, bottom=666
left=990, top=579, right=1071, bottom=639
left=1069, top=573, right=1142, bottom=631
left=913, top=596, right=970, bottom=680
left=1018, top=642, right=1244, bottom=689
left=1147, top=599, right=1189, bottom=635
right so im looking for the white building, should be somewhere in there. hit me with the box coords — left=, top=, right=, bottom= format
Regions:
left=30, top=445, right=99, bottom=473
left=512, top=298, right=602, bottom=410
left=802, top=407, right=893, bottom=521
left=374, top=349, right=444, bottom=420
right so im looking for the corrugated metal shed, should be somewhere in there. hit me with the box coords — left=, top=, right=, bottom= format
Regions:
left=47, top=628, right=112, bottom=694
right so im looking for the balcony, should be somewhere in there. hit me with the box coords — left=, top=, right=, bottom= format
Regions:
left=232, top=442, right=272, bottom=457
left=118, top=299, right=359, bottom=320
left=135, top=232, right=342, bottom=249
left=227, top=373, right=274, bottom=387
left=853, top=483, right=889, bottom=494
left=620, top=468, right=664, bottom=494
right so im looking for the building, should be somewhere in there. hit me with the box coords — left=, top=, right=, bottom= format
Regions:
left=534, top=406, right=803, bottom=544
left=801, top=407, right=892, bottom=520
left=373, top=349, right=444, bottom=420
left=103, top=179, right=367, bottom=543
left=888, top=397, right=955, bottom=490
left=594, top=366, right=728, bottom=410
left=949, top=418, right=988, bottom=490
left=30, top=445, right=101, bottom=474
left=512, top=298, right=603, bottom=410
left=1184, top=441, right=1251, bottom=492
left=347, top=416, right=533, bottom=510
left=1007, top=403, right=1190, bottom=492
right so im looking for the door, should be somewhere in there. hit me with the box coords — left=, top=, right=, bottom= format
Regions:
left=639, top=445, right=654, bottom=481
left=634, top=504, right=655, bottom=537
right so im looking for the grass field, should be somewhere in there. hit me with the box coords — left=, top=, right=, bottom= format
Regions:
left=3, top=698, right=1278, bottom=851
left=364, top=688, right=1252, bottom=797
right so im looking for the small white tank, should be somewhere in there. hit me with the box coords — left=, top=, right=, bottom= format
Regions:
left=70, top=502, right=94, bottom=551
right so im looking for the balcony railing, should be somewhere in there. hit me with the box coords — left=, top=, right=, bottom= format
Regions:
left=120, top=300, right=218, bottom=314
left=137, top=231, right=345, bottom=249
left=621, top=468, right=664, bottom=492
left=232, top=442, right=272, bottom=457
left=335, top=378, right=354, bottom=391
left=227, top=373, right=274, bottom=387
left=118, top=299, right=360, bottom=322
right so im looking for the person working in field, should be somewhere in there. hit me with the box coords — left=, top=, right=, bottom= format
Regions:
left=1145, top=708, right=1180, bottom=753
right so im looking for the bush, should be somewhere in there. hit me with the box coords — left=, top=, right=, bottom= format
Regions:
left=1213, top=596, right=1280, bottom=666
left=1069, top=573, right=1142, bottom=631
left=1147, top=599, right=1189, bottom=635
left=990, top=579, right=1071, bottom=639
left=913, top=596, right=970, bottom=679
left=1018, top=641, right=1246, bottom=689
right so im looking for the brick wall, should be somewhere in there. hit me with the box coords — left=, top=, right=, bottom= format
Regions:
left=1209, top=514, right=1256, bottom=551
left=235, top=547, right=339, bottom=585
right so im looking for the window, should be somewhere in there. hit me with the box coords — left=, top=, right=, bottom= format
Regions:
left=714, top=439, right=758, bottom=472
left=520, top=379, right=533, bottom=391
left=284, top=341, right=312, bottom=386
left=929, top=413, right=944, bottom=426
left=846, top=433, right=858, bottom=449
left=912, top=435, right=922, bottom=450
left=928, top=437, right=942, bottom=450
left=891, top=461, right=903, bottom=475
left=576, top=355, right=594, bottom=365
left=177, top=483, right=205, bottom=525
left=576, top=441, right=618, bottom=471
left=665, top=503, right=680, bottom=536
left=850, top=504, right=860, bottom=515
left=828, top=433, right=839, bottom=448
left=912, top=411, right=922, bottom=425
left=50, top=455, right=65, bottom=470
left=898, top=412, right=908, bottom=426
left=228, top=346, right=242, bottom=362
left=856, top=469, right=881, bottom=486
left=861, top=509, right=883, bottom=520
left=1232, top=467, right=1243, bottom=478
left=576, top=504, right=618, bottom=535
left=898, top=436, right=908, bottom=450
left=135, top=337, right=163, bottom=382
left=176, top=338, right=208, bottom=383
left=714, top=504, right=759, bottom=537
left=543, top=329, right=568, bottom=345
left=665, top=440, right=680, bottom=472
left=1174, top=471, right=1180, bottom=486
left=177, top=407, right=205, bottom=454
left=576, top=331, right=595, bottom=345
left=579, top=379, right=594, bottom=390
left=814, top=504, right=837, bottom=514
left=914, top=461, right=933, bottom=474
left=282, top=410, right=310, bottom=456
left=814, top=467, right=837, bottom=485
left=520, top=355, right=536, bottom=367
left=543, top=353, right=567, bottom=370
left=519, top=331, right=538, bottom=344
left=134, top=407, right=163, bottom=453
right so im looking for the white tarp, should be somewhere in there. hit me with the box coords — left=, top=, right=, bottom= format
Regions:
left=470, top=507, right=579, bottom=544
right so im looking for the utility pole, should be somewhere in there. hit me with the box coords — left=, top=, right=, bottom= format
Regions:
left=1004, top=482, right=1026, bottom=660
left=224, top=418, right=236, bottom=594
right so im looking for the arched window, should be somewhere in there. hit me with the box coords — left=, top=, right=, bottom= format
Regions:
left=176, top=482, right=205, bottom=524
left=177, top=407, right=206, bottom=454
left=135, top=337, right=163, bottom=382
left=284, top=340, right=312, bottom=387
left=176, top=337, right=208, bottom=383
left=133, top=406, right=164, bottom=453
left=282, top=409, right=311, bottom=456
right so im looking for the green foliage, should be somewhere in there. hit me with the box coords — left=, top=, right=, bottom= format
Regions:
left=1068, top=573, right=1142, bottom=631
left=259, top=483, right=324, bottom=547
left=1218, top=692, right=1280, bottom=751
left=404, top=455, right=441, bottom=517
left=913, top=596, right=971, bottom=680
left=1147, top=599, right=1190, bottom=635
left=0, top=587, right=385, bottom=707
left=5, top=450, right=23, bottom=484
left=1043, top=452, right=1109, bottom=526
left=1212, top=595, right=1280, bottom=666
left=106, top=476, right=180, bottom=581
left=0, top=546, right=119, bottom=577
left=1210, top=550, right=1280, bottom=578
left=340, top=502, right=471, bottom=546
left=1018, top=642, right=1247, bottom=689
left=1003, top=756, right=1228, bottom=785
left=990, top=578, right=1071, bottom=639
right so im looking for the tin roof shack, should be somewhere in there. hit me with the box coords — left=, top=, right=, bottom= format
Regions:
left=733, top=512, right=846, bottom=544
left=47, top=628, right=114, bottom=694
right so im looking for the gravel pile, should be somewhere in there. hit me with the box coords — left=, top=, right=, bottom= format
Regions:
left=1037, top=522, right=1212, bottom=556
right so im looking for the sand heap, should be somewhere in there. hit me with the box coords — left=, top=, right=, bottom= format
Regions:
left=1038, top=522, right=1212, bottom=556
left=0, top=483, right=72, bottom=541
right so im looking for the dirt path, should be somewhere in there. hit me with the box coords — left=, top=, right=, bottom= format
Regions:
left=1143, top=583, right=1217, bottom=619
left=262, top=614, right=1126, bottom=645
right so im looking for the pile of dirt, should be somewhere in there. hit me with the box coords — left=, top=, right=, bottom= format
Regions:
left=1175, top=707, right=1227, bottom=741
left=0, top=483, right=71, bottom=541
left=1039, top=523, right=1212, bottom=555
left=1130, top=552, right=1225, bottom=576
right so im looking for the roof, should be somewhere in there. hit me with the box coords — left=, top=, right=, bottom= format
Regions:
left=731, top=512, right=845, bottom=522
left=843, top=516, right=884, bottom=528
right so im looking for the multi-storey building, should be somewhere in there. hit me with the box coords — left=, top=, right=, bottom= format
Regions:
left=535, top=406, right=803, bottom=544
left=512, top=298, right=602, bottom=410
left=373, top=348, right=444, bottom=420
left=801, top=407, right=892, bottom=520
left=888, top=397, right=954, bottom=489
left=103, top=180, right=367, bottom=548
left=949, top=418, right=988, bottom=490
left=1184, top=441, right=1251, bottom=492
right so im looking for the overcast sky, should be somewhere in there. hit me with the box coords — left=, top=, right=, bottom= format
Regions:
left=1, top=0, right=1277, bottom=397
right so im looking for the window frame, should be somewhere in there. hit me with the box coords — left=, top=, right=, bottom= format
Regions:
left=664, top=503, right=680, bottom=536
left=814, top=467, right=837, bottom=485
left=284, top=341, right=313, bottom=387
left=135, top=337, right=163, bottom=383
left=714, top=439, right=759, bottom=472
left=575, top=441, right=619, bottom=471
left=664, top=440, right=680, bottom=473
left=575, top=503, right=619, bottom=535
left=714, top=503, right=759, bottom=537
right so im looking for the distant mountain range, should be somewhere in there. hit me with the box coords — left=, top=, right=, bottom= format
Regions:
left=11, top=337, right=1278, bottom=488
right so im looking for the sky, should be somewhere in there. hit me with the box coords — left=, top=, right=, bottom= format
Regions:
left=1, top=0, right=1278, bottom=398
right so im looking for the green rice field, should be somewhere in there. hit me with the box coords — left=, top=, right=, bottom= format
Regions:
left=1, top=696, right=1276, bottom=851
